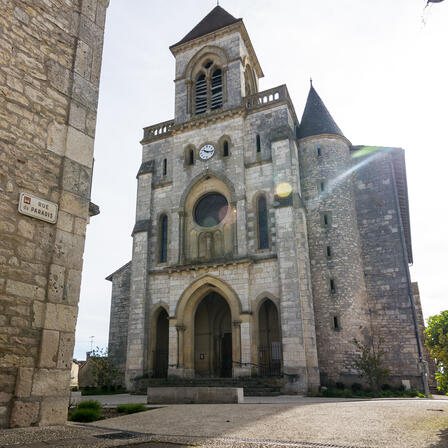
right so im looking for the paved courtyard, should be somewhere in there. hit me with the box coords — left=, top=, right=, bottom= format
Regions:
left=1, top=396, right=447, bottom=447
left=83, top=395, right=448, bottom=448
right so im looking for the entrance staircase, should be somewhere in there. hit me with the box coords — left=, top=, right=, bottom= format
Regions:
left=134, top=377, right=283, bottom=396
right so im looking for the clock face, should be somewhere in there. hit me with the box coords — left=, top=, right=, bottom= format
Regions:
left=199, top=144, right=215, bottom=160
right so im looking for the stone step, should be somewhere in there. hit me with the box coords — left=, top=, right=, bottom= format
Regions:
left=244, top=387, right=281, bottom=396
left=136, top=377, right=283, bottom=396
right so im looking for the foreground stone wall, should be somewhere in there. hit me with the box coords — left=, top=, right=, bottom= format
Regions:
left=354, top=148, right=423, bottom=387
left=0, top=0, right=108, bottom=427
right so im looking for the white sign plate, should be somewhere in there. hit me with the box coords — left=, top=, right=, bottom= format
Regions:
left=18, top=192, right=58, bottom=224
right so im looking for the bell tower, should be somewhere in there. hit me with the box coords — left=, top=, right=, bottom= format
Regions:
left=169, top=6, right=263, bottom=124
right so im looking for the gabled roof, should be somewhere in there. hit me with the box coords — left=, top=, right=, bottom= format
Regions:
left=298, top=84, right=344, bottom=140
left=105, top=261, right=131, bottom=281
left=171, top=6, right=242, bottom=48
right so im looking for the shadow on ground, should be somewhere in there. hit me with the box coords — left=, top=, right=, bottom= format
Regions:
left=428, top=427, right=448, bottom=448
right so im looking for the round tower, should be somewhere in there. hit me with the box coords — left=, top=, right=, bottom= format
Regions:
left=298, top=83, right=371, bottom=386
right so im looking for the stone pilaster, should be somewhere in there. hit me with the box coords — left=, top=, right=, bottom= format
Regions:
left=125, top=169, right=153, bottom=390
left=271, top=134, right=317, bottom=393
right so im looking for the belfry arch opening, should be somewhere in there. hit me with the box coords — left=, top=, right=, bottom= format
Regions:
left=194, top=292, right=232, bottom=377
left=153, top=308, right=169, bottom=378
left=258, top=299, right=282, bottom=376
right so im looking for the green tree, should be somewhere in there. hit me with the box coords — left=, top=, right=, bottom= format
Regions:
left=353, top=336, right=390, bottom=392
left=425, top=310, right=448, bottom=393
left=90, top=347, right=118, bottom=391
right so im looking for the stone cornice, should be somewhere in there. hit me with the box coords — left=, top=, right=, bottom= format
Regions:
left=148, top=254, right=277, bottom=275
left=298, top=133, right=352, bottom=147
left=244, top=158, right=272, bottom=169
left=153, top=181, right=173, bottom=190
left=171, top=107, right=245, bottom=136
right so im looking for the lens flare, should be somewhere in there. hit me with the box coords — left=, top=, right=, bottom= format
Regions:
left=351, top=146, right=383, bottom=159
left=275, top=182, right=292, bottom=198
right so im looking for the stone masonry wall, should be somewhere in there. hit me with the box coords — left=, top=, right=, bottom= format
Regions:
left=299, top=136, right=371, bottom=385
left=354, top=148, right=422, bottom=387
left=107, top=263, right=131, bottom=385
left=0, top=0, right=108, bottom=427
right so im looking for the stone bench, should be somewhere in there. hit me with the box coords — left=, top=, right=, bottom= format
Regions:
left=147, top=386, right=243, bottom=404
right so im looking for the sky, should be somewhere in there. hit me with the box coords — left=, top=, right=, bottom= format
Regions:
left=73, top=0, right=448, bottom=359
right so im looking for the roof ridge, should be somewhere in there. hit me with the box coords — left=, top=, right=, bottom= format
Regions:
left=171, top=5, right=242, bottom=48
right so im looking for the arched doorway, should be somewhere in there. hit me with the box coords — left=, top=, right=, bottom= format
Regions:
left=194, top=292, right=232, bottom=377
left=258, top=299, right=282, bottom=376
left=153, top=308, right=169, bottom=378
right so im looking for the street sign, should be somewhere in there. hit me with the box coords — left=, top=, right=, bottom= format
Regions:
left=18, top=192, right=58, bottom=224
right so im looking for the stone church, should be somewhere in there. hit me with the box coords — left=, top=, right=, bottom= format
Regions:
left=107, top=6, right=428, bottom=393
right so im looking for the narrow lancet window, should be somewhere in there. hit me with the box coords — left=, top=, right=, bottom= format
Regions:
left=163, top=158, right=167, bottom=176
left=257, top=196, right=269, bottom=249
left=333, top=316, right=340, bottom=330
left=195, top=73, right=207, bottom=115
left=160, top=215, right=168, bottom=263
left=330, top=278, right=336, bottom=293
left=189, top=149, right=194, bottom=165
left=211, top=69, right=223, bottom=110
left=223, top=141, right=229, bottom=157
left=256, top=134, right=261, bottom=153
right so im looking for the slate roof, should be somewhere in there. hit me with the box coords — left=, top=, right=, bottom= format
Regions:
left=171, top=6, right=242, bottom=48
left=298, top=84, right=344, bottom=139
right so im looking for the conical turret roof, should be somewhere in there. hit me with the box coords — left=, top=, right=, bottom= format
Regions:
left=298, top=84, right=344, bottom=139
left=171, top=6, right=242, bottom=48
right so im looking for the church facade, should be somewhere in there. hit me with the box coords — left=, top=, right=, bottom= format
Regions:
left=107, top=6, right=428, bottom=393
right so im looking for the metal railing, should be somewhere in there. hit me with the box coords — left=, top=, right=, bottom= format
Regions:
left=152, top=349, right=168, bottom=378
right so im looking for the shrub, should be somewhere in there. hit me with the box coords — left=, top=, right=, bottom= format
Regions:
left=116, top=403, right=146, bottom=414
left=353, top=336, right=390, bottom=392
left=335, top=382, right=345, bottom=390
left=351, top=383, right=363, bottom=392
left=77, top=400, right=101, bottom=411
left=381, top=383, right=392, bottom=391
left=70, top=407, right=101, bottom=422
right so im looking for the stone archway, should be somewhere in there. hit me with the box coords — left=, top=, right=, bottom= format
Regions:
left=175, top=276, right=242, bottom=378
left=258, top=299, right=282, bottom=377
left=194, top=292, right=232, bottom=377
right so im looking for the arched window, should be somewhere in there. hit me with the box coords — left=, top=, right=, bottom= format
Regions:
left=194, top=61, right=224, bottom=115
left=256, top=134, right=261, bottom=153
left=211, top=69, right=222, bottom=110
left=223, top=141, right=229, bottom=157
left=189, top=149, right=194, bottom=165
left=257, top=195, right=269, bottom=249
left=195, top=73, right=207, bottom=115
left=159, top=214, right=168, bottom=263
